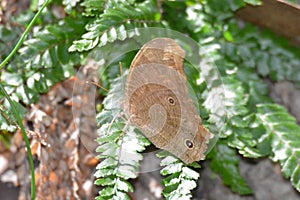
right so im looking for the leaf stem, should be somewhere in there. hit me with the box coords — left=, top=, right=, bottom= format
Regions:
left=0, top=84, right=36, bottom=199
left=0, top=0, right=51, bottom=69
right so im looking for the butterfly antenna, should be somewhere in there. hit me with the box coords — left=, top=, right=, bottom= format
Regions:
left=86, top=80, right=109, bottom=92
left=106, top=112, right=121, bottom=136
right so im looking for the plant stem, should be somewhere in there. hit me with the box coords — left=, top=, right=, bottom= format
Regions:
left=0, top=1, right=52, bottom=199
left=0, top=0, right=51, bottom=69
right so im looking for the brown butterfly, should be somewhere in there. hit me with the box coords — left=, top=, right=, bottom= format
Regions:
left=124, top=38, right=213, bottom=164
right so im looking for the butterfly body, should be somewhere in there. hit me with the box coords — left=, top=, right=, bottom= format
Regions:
left=124, top=38, right=212, bottom=164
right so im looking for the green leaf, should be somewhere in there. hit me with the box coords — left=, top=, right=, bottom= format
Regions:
left=256, top=103, right=300, bottom=192
left=257, top=52, right=269, bottom=76
left=1, top=73, right=22, bottom=86
left=208, top=140, right=253, bottom=194
left=156, top=150, right=174, bottom=159
left=0, top=113, right=17, bottom=132
left=57, top=43, right=69, bottom=65
left=0, top=99, right=26, bottom=124
left=160, top=163, right=183, bottom=176
left=116, top=178, right=134, bottom=192
left=98, top=187, right=114, bottom=197
left=181, top=167, right=199, bottom=180
left=94, top=168, right=116, bottom=178
left=160, top=156, right=181, bottom=166
left=96, top=157, right=118, bottom=170
left=161, top=173, right=181, bottom=187
left=94, top=177, right=116, bottom=186
left=115, top=191, right=131, bottom=200
left=116, top=165, right=138, bottom=179
left=177, top=179, right=197, bottom=193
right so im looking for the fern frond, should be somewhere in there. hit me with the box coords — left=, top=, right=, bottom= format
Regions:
left=2, top=16, right=85, bottom=103
left=221, top=21, right=300, bottom=86
left=81, top=0, right=136, bottom=17
left=210, top=13, right=300, bottom=192
left=157, top=151, right=201, bottom=200
left=69, top=0, right=161, bottom=52
left=256, top=103, right=300, bottom=192
left=199, top=44, right=267, bottom=159
left=81, top=0, right=106, bottom=16
left=95, top=73, right=151, bottom=199
left=205, top=76, right=263, bottom=158
left=0, top=15, right=86, bottom=131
